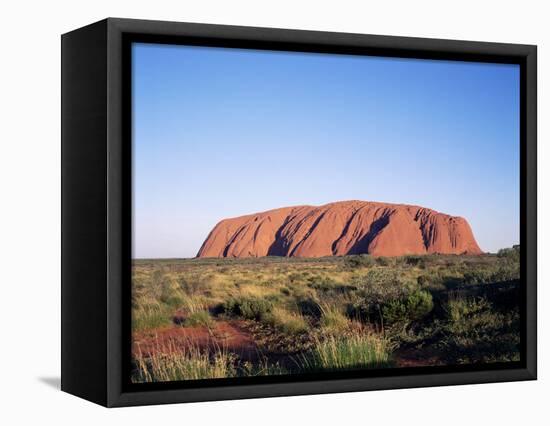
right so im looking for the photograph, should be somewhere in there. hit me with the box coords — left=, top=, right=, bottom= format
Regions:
left=130, top=42, right=521, bottom=383
left=0, top=0, right=544, bottom=420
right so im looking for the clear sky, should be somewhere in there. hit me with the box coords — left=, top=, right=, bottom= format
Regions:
left=132, top=42, right=520, bottom=259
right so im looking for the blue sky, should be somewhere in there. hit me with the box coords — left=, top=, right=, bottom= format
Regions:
left=132, top=43, right=520, bottom=258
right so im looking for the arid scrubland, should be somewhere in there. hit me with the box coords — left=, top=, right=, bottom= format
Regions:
left=132, top=248, right=520, bottom=383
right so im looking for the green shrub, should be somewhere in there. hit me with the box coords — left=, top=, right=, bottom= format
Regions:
left=364, top=268, right=401, bottom=287
left=446, top=296, right=491, bottom=328
left=348, top=288, right=433, bottom=329
left=381, top=299, right=409, bottom=325
left=490, top=265, right=520, bottom=282
left=223, top=296, right=273, bottom=320
left=382, top=290, right=433, bottom=325
left=416, top=270, right=445, bottom=290
left=497, top=246, right=520, bottom=262
left=353, top=268, right=411, bottom=306
left=439, top=296, right=520, bottom=363
left=405, top=290, right=434, bottom=320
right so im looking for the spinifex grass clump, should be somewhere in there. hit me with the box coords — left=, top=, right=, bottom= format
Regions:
left=183, top=310, right=212, bottom=327
left=132, top=303, right=174, bottom=332
left=133, top=345, right=237, bottom=382
left=319, top=304, right=350, bottom=334
left=299, top=331, right=394, bottom=371
left=264, top=307, right=310, bottom=335
left=132, top=339, right=290, bottom=382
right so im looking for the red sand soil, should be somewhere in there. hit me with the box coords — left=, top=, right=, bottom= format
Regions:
left=132, top=320, right=258, bottom=360
left=197, top=200, right=482, bottom=258
left=395, top=347, right=445, bottom=368
left=133, top=320, right=445, bottom=369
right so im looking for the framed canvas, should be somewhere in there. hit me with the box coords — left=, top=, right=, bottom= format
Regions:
left=61, top=18, right=537, bottom=407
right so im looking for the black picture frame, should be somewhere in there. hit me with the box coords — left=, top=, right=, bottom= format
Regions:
left=61, top=17, right=537, bottom=407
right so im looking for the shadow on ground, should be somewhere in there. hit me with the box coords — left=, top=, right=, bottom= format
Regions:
left=38, top=377, right=61, bottom=390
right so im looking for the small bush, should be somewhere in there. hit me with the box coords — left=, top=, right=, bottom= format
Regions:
left=383, top=290, right=433, bottom=325
left=345, top=302, right=370, bottom=322
left=363, top=268, right=401, bottom=288
left=490, top=265, right=520, bottom=283
left=497, top=246, right=520, bottom=262
left=352, top=268, right=411, bottom=309
left=405, top=290, right=434, bottom=321
left=348, top=288, right=433, bottom=330
left=381, top=299, right=408, bottom=325
left=417, top=270, right=445, bottom=290
left=445, top=296, right=491, bottom=327
left=440, top=296, right=520, bottom=363
left=222, top=296, right=273, bottom=320
left=344, top=255, right=375, bottom=269
left=297, top=297, right=323, bottom=318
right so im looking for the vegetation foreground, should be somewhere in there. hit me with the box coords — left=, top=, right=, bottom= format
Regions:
left=131, top=247, right=520, bottom=383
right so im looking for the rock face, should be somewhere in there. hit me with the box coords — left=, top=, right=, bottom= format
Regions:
left=196, top=200, right=482, bottom=258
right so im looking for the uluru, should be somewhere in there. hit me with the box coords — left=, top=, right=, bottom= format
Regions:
left=196, top=200, right=483, bottom=258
